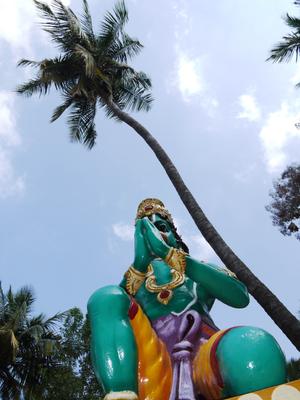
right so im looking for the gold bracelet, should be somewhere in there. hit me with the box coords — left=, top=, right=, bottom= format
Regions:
left=164, top=248, right=186, bottom=274
left=125, top=265, right=147, bottom=295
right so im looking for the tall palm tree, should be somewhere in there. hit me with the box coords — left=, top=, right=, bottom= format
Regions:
left=17, top=0, right=300, bottom=350
left=0, top=283, right=64, bottom=399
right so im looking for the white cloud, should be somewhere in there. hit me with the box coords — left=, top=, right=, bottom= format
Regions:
left=0, top=0, right=71, bottom=55
left=0, top=91, right=24, bottom=198
left=237, top=94, right=261, bottom=122
left=259, top=101, right=300, bottom=173
left=177, top=53, right=204, bottom=99
left=112, top=222, right=134, bottom=241
left=170, top=51, right=219, bottom=115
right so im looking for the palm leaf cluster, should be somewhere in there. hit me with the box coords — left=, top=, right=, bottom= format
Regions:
left=0, top=283, right=64, bottom=399
left=269, top=3, right=300, bottom=64
left=17, top=0, right=152, bottom=149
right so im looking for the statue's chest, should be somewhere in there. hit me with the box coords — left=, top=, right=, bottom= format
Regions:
left=135, top=260, right=196, bottom=319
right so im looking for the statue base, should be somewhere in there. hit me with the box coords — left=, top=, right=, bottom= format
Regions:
left=226, top=379, right=300, bottom=399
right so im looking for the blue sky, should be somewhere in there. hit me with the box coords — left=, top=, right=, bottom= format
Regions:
left=0, top=0, right=300, bottom=360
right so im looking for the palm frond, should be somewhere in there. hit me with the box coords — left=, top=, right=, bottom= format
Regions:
left=80, top=0, right=95, bottom=44
left=74, top=44, right=96, bottom=77
left=98, top=0, right=128, bottom=49
left=34, top=0, right=92, bottom=52
left=14, top=287, right=35, bottom=311
left=114, top=85, right=153, bottom=112
left=20, top=324, right=43, bottom=343
left=16, top=78, right=51, bottom=97
left=68, top=98, right=97, bottom=148
left=285, top=13, right=300, bottom=29
left=51, top=97, right=73, bottom=122
left=17, top=59, right=41, bottom=68
left=108, top=34, right=143, bottom=62
left=268, top=32, right=300, bottom=62
left=43, top=312, right=66, bottom=331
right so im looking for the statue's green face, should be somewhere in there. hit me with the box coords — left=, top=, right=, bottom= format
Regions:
left=150, top=214, right=178, bottom=248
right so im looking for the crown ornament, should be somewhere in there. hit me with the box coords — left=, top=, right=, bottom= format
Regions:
left=136, top=198, right=174, bottom=224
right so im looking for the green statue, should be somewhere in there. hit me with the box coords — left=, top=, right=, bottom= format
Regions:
left=88, top=199, right=286, bottom=400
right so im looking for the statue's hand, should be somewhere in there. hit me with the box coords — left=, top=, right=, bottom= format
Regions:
left=133, top=219, right=153, bottom=272
left=142, top=217, right=170, bottom=259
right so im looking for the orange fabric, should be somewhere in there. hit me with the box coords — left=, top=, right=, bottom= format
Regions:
left=193, top=329, right=228, bottom=400
left=129, top=303, right=172, bottom=400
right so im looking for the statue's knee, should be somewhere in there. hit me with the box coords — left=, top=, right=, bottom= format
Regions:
left=216, top=326, right=286, bottom=395
left=88, top=285, right=130, bottom=318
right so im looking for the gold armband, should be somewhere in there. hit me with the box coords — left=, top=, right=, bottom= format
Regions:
left=125, top=266, right=147, bottom=295
left=164, top=248, right=186, bottom=274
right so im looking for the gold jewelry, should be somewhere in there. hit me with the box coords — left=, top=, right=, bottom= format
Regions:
left=125, top=266, right=147, bottom=295
left=145, top=264, right=185, bottom=305
left=136, top=198, right=174, bottom=224
left=164, top=248, right=186, bottom=273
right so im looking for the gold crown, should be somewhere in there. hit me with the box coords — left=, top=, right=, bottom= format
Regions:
left=136, top=198, right=173, bottom=224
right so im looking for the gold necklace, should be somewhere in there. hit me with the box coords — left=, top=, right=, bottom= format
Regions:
left=145, top=264, right=185, bottom=305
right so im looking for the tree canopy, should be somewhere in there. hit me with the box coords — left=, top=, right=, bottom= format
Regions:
left=0, top=282, right=102, bottom=400
left=266, top=164, right=300, bottom=240
left=0, top=283, right=64, bottom=399
left=17, top=0, right=152, bottom=149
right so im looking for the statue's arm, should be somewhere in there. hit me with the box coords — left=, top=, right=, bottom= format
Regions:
left=186, top=257, right=249, bottom=308
left=121, top=219, right=154, bottom=295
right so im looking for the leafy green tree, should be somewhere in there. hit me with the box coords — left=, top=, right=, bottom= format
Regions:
left=0, top=283, right=63, bottom=400
left=38, top=308, right=103, bottom=400
left=17, top=0, right=300, bottom=349
left=266, top=164, right=300, bottom=240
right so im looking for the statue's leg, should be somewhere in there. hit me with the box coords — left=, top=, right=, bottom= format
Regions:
left=87, top=285, right=138, bottom=395
left=216, top=326, right=286, bottom=398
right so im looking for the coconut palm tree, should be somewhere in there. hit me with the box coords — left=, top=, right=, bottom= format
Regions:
left=0, top=283, right=63, bottom=399
left=17, top=0, right=300, bottom=350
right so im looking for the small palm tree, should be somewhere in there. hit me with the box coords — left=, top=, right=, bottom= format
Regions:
left=17, top=0, right=300, bottom=350
left=0, top=283, right=64, bottom=399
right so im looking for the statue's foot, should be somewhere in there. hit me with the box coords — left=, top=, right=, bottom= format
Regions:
left=104, top=391, right=138, bottom=400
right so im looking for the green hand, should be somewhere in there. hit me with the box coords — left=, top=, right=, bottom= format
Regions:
left=142, top=217, right=170, bottom=259
left=133, top=219, right=153, bottom=272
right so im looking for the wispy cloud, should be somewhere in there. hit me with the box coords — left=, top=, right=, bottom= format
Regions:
left=168, top=1, right=218, bottom=114
left=0, top=0, right=71, bottom=56
left=259, top=101, right=300, bottom=173
left=177, top=53, right=205, bottom=100
left=237, top=94, right=261, bottom=122
left=170, top=51, right=219, bottom=115
left=112, top=222, right=134, bottom=241
left=0, top=91, right=24, bottom=198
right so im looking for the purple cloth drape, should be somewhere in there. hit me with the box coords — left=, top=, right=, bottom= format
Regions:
left=152, top=310, right=214, bottom=400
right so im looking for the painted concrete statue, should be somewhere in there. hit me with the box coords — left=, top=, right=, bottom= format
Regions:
left=88, top=199, right=286, bottom=400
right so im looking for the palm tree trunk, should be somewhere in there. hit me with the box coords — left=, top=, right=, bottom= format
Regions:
left=106, top=98, right=300, bottom=351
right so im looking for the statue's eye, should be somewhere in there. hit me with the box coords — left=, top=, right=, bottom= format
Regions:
left=155, top=223, right=168, bottom=233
